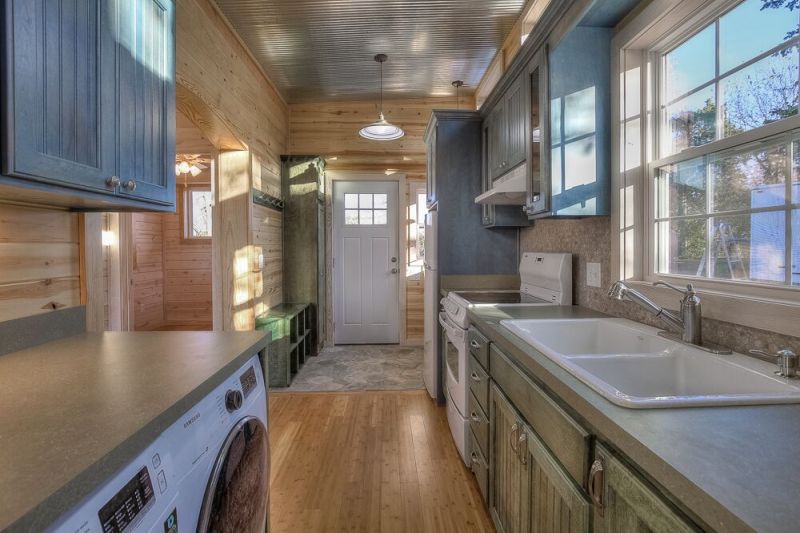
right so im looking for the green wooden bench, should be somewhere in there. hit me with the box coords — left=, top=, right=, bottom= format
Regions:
left=255, top=303, right=316, bottom=387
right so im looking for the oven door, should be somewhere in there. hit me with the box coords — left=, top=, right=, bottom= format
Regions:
left=438, top=312, right=467, bottom=416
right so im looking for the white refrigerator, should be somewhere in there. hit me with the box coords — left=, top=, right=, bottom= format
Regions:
left=423, top=209, right=441, bottom=402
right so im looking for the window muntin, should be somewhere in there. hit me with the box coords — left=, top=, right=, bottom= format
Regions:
left=344, top=193, right=388, bottom=225
left=654, top=132, right=799, bottom=286
left=659, top=0, right=800, bottom=157
left=186, top=189, right=212, bottom=239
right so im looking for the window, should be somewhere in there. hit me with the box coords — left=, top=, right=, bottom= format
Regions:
left=344, top=193, right=388, bottom=225
left=649, top=0, right=800, bottom=289
left=613, top=0, right=800, bottom=331
left=185, top=189, right=212, bottom=239
left=407, top=187, right=427, bottom=279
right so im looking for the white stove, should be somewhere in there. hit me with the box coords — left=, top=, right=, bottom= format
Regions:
left=438, top=252, right=572, bottom=464
left=443, top=253, right=572, bottom=328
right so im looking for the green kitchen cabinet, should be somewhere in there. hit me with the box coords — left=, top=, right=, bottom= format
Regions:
left=490, top=383, right=590, bottom=533
left=590, top=444, right=697, bottom=533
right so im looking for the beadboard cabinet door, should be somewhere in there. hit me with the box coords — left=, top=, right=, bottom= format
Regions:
left=504, top=75, right=527, bottom=172
left=490, top=384, right=528, bottom=533
left=113, top=0, right=175, bottom=206
left=523, top=425, right=590, bottom=533
left=592, top=445, right=696, bottom=533
left=4, top=0, right=117, bottom=194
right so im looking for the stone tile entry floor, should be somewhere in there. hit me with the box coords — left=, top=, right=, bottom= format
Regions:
left=277, top=344, right=424, bottom=392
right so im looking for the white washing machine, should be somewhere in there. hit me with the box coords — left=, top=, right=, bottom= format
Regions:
left=50, top=354, right=269, bottom=533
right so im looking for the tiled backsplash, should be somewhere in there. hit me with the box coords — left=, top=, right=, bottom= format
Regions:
left=520, top=217, right=800, bottom=355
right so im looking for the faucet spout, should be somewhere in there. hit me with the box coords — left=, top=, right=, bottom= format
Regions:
left=607, top=281, right=684, bottom=335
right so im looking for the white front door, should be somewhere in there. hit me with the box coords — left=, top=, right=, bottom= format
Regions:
left=333, top=181, right=400, bottom=344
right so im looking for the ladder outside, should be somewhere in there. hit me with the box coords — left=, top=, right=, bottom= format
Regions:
left=696, top=222, right=748, bottom=279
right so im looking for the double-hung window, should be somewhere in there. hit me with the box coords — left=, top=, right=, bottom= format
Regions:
left=617, top=0, right=800, bottom=301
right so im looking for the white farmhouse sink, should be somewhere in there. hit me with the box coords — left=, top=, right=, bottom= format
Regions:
left=501, top=318, right=800, bottom=408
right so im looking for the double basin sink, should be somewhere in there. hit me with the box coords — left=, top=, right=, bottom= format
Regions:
left=501, top=318, right=800, bottom=408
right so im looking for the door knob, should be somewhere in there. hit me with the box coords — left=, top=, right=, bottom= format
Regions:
left=106, top=175, right=120, bottom=188
left=122, top=179, right=137, bottom=192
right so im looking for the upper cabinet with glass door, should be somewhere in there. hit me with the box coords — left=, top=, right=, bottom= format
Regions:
left=1, top=0, right=176, bottom=211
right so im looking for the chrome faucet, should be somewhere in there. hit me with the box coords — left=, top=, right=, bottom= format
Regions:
left=608, top=280, right=707, bottom=348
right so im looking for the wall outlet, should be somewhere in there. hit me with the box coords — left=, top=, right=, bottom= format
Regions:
left=587, top=262, right=602, bottom=288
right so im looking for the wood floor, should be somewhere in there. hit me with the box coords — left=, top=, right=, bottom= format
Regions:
left=268, top=390, right=495, bottom=532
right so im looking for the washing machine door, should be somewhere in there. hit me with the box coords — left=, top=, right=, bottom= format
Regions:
left=197, top=416, right=269, bottom=533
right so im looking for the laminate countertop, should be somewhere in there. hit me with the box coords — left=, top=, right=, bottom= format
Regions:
left=468, top=304, right=800, bottom=533
left=0, top=330, right=269, bottom=532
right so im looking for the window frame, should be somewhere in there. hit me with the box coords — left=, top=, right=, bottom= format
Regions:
left=612, top=0, right=800, bottom=336
left=183, top=186, right=213, bottom=241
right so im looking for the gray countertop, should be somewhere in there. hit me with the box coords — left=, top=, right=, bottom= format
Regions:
left=0, top=330, right=269, bottom=532
left=468, top=304, right=800, bottom=533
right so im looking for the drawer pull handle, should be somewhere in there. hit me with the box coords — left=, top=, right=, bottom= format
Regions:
left=470, top=452, right=482, bottom=469
left=588, top=459, right=605, bottom=515
left=470, top=372, right=482, bottom=382
left=470, top=411, right=482, bottom=423
left=518, top=433, right=528, bottom=466
left=470, top=339, right=481, bottom=349
left=509, top=423, right=519, bottom=454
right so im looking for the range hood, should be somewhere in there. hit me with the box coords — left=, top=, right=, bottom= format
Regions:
left=474, top=164, right=526, bottom=205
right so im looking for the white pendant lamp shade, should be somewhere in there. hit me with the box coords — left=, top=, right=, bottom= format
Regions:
left=359, top=112, right=404, bottom=140
left=359, top=54, right=404, bottom=141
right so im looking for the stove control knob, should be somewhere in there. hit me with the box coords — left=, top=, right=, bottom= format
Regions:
left=225, top=389, right=243, bottom=412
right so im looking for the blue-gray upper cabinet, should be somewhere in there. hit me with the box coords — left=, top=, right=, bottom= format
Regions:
left=503, top=75, right=527, bottom=172
left=2, top=0, right=176, bottom=210
left=113, top=0, right=175, bottom=206
left=486, top=100, right=506, bottom=181
left=3, top=0, right=117, bottom=194
left=426, top=122, right=437, bottom=208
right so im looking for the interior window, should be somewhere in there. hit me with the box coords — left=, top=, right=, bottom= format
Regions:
left=344, top=193, right=388, bottom=225
left=186, top=189, right=212, bottom=238
left=653, top=0, right=800, bottom=287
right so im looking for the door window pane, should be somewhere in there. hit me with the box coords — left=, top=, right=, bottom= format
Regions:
left=664, top=25, right=715, bottom=101
left=719, top=0, right=800, bottom=74
left=663, top=86, right=716, bottom=155
left=345, top=209, right=360, bottom=225
left=345, top=193, right=359, bottom=209
left=374, top=194, right=388, bottom=209
left=721, top=47, right=799, bottom=138
left=374, top=209, right=387, bottom=225
left=359, top=194, right=373, bottom=209
left=359, top=209, right=373, bottom=225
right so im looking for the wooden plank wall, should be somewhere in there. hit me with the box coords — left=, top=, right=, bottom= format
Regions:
left=131, top=213, right=165, bottom=330
left=0, top=205, right=81, bottom=322
left=251, top=203, right=283, bottom=318
left=290, top=96, right=471, bottom=343
left=162, top=190, right=213, bottom=329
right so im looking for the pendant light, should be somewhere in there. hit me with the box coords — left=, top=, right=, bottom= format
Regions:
left=452, top=80, right=464, bottom=110
left=359, top=54, right=405, bottom=141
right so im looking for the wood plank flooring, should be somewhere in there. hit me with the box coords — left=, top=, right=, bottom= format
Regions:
left=268, top=391, right=495, bottom=532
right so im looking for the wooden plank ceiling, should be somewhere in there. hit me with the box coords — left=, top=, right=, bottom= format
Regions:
left=213, top=0, right=527, bottom=102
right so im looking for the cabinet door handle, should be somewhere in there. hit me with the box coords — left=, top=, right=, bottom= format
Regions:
left=106, top=175, right=120, bottom=188
left=509, top=423, right=519, bottom=454
left=518, top=432, right=528, bottom=466
left=122, top=179, right=137, bottom=192
left=470, top=339, right=481, bottom=349
left=470, top=451, right=481, bottom=468
left=470, top=371, right=482, bottom=382
left=470, top=411, right=482, bottom=423
left=588, top=459, right=605, bottom=515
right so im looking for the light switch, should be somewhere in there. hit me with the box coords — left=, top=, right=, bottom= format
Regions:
left=587, top=262, right=601, bottom=288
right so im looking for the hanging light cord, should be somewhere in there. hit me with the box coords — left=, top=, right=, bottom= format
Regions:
left=379, top=57, right=384, bottom=116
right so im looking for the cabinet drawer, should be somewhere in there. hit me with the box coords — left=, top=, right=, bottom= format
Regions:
left=469, top=429, right=489, bottom=503
left=490, top=345, right=590, bottom=487
left=469, top=355, right=490, bottom=412
left=468, top=392, right=489, bottom=458
left=468, top=327, right=490, bottom=368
